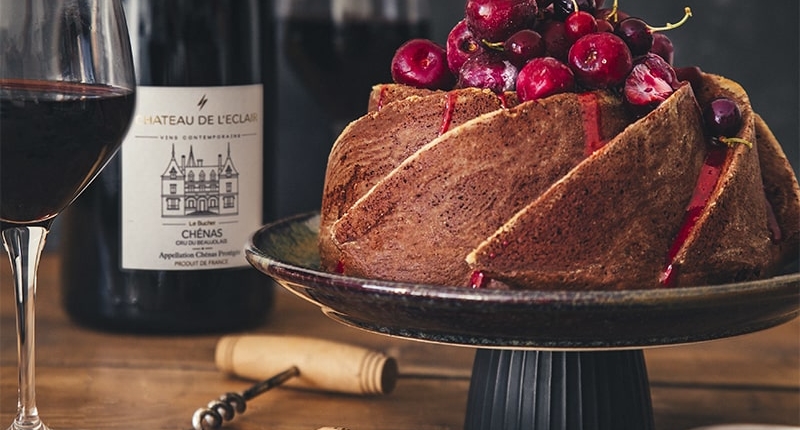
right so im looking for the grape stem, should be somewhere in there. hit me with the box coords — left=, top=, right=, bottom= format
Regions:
left=718, top=136, right=753, bottom=149
left=482, top=39, right=505, bottom=51
left=649, top=7, right=693, bottom=33
left=607, top=0, right=620, bottom=23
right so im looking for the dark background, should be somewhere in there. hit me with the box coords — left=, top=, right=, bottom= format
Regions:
left=272, top=0, right=799, bottom=220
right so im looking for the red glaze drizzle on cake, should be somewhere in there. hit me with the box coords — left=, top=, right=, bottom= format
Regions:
left=578, top=92, right=604, bottom=155
left=439, top=92, right=458, bottom=135
left=376, top=86, right=389, bottom=111
left=497, top=92, right=511, bottom=109
left=660, top=147, right=729, bottom=286
left=469, top=270, right=486, bottom=289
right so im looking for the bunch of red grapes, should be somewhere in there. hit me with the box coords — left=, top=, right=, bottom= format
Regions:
left=390, top=0, right=696, bottom=117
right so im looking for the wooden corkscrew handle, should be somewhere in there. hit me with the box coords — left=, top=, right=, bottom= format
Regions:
left=215, top=335, right=398, bottom=395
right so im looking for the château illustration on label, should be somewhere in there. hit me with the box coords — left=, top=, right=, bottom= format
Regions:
left=60, top=0, right=276, bottom=332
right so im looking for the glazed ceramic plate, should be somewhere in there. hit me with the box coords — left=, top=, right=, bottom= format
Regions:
left=245, top=212, right=800, bottom=350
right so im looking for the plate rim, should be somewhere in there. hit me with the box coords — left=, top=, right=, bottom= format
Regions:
left=246, top=212, right=800, bottom=304
left=246, top=211, right=800, bottom=349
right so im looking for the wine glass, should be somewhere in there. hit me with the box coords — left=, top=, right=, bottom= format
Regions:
left=277, top=0, right=431, bottom=135
left=0, top=1, right=135, bottom=429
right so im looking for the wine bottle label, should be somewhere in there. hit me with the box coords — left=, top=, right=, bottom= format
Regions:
left=121, top=85, right=263, bottom=270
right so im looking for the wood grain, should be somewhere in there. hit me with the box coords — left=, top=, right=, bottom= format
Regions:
left=0, top=254, right=797, bottom=429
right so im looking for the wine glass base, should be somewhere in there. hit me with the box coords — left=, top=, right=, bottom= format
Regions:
left=7, top=420, right=51, bottom=430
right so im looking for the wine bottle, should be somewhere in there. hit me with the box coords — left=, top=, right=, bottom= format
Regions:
left=60, top=0, right=276, bottom=333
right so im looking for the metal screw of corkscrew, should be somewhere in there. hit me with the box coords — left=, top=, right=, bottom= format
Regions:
left=192, top=366, right=300, bottom=430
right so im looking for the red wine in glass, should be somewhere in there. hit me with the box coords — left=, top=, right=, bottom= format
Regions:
left=0, top=79, right=135, bottom=227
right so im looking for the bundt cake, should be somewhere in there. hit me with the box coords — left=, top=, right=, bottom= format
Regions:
left=318, top=1, right=800, bottom=290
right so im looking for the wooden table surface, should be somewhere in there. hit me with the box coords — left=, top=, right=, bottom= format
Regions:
left=1, top=254, right=798, bottom=430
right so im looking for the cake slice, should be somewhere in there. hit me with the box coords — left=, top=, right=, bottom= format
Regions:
left=330, top=90, right=631, bottom=286
left=660, top=74, right=774, bottom=287
left=319, top=87, right=509, bottom=271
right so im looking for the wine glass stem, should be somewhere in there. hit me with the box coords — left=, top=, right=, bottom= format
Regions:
left=2, top=226, right=49, bottom=430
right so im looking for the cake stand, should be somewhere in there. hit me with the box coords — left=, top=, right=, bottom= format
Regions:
left=245, top=212, right=800, bottom=430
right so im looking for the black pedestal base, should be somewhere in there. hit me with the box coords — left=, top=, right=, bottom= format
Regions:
left=465, top=349, right=654, bottom=430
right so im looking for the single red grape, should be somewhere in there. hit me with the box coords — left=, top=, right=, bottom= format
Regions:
left=703, top=97, right=743, bottom=138
left=504, top=29, right=546, bottom=67
left=447, top=20, right=481, bottom=74
left=565, top=10, right=599, bottom=42
left=614, top=17, right=653, bottom=56
left=516, top=56, right=576, bottom=101
left=567, top=32, right=632, bottom=89
left=539, top=20, right=571, bottom=62
left=391, top=39, right=455, bottom=90
left=456, top=50, right=519, bottom=93
left=624, top=53, right=680, bottom=116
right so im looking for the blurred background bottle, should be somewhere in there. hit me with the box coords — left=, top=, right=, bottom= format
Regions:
left=277, top=0, right=430, bottom=135
left=273, top=0, right=431, bottom=219
left=60, top=0, right=276, bottom=333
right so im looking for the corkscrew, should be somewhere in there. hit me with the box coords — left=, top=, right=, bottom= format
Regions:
left=192, top=366, right=300, bottom=430
left=191, top=335, right=398, bottom=430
